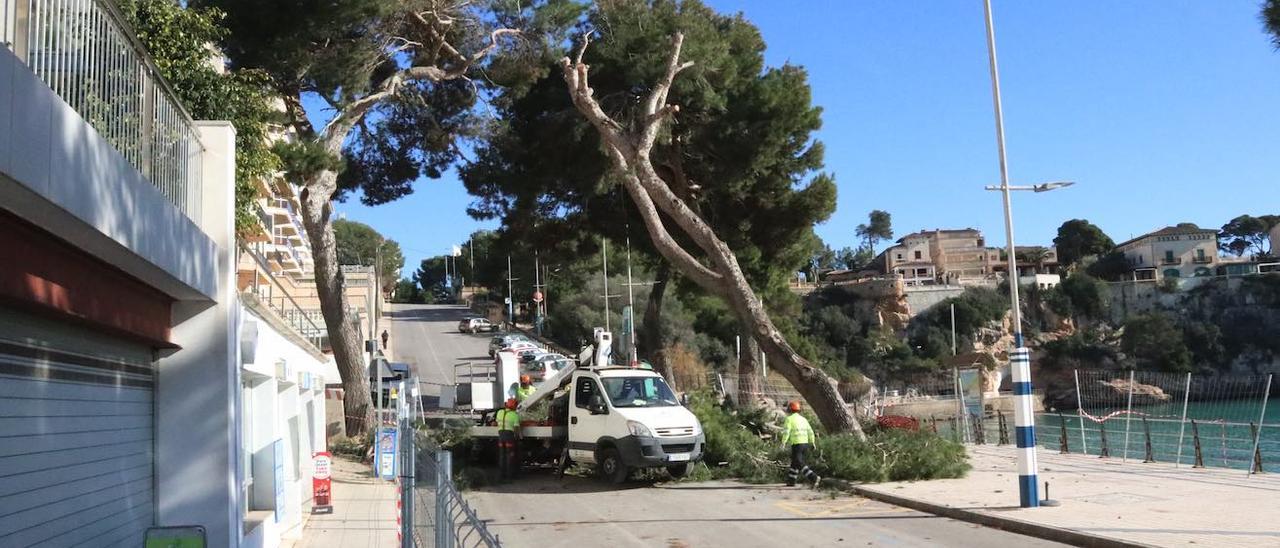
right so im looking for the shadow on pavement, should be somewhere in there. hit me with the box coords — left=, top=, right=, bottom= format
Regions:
left=469, top=469, right=653, bottom=495
left=483, top=515, right=939, bottom=528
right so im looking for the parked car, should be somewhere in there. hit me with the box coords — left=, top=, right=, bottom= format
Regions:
left=489, top=334, right=529, bottom=357
left=521, top=353, right=572, bottom=382
left=458, top=317, right=498, bottom=333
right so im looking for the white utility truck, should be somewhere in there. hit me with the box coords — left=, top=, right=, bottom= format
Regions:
left=471, top=329, right=705, bottom=483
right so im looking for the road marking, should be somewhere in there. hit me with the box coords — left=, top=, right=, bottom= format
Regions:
left=775, top=499, right=911, bottom=518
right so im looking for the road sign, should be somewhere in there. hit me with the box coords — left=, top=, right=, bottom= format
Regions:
left=533, top=290, right=543, bottom=303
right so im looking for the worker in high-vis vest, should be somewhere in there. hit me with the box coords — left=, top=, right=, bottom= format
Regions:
left=781, top=401, right=820, bottom=488
left=516, top=375, right=536, bottom=403
left=497, top=398, right=521, bottom=481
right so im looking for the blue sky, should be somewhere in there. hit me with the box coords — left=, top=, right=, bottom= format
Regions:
left=330, top=1, right=1280, bottom=275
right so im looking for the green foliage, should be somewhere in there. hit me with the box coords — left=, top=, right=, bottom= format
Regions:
left=1086, top=251, right=1131, bottom=281
left=391, top=279, right=426, bottom=304
left=1040, top=328, right=1120, bottom=372
left=1267, top=0, right=1280, bottom=48
left=911, top=287, right=1008, bottom=358
left=333, top=219, right=404, bottom=291
left=463, top=0, right=835, bottom=298
left=855, top=210, right=893, bottom=251
left=197, top=0, right=577, bottom=207
left=688, top=390, right=969, bottom=484
left=330, top=436, right=370, bottom=458
left=1054, top=219, right=1115, bottom=267
left=1218, top=214, right=1279, bottom=257
left=1122, top=313, right=1192, bottom=372
left=1058, top=273, right=1110, bottom=321
left=118, top=0, right=280, bottom=235
left=814, top=429, right=970, bottom=482
left=414, top=256, right=450, bottom=293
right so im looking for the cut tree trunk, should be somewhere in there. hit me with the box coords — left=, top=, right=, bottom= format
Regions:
left=640, top=263, right=671, bottom=377
left=300, top=172, right=374, bottom=437
left=738, top=332, right=760, bottom=407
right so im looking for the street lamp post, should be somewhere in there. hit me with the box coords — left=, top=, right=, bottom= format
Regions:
left=982, top=0, right=1075, bottom=509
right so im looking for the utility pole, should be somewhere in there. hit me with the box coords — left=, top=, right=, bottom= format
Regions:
left=602, top=239, right=611, bottom=332
left=950, top=302, right=957, bottom=356
left=469, top=237, right=475, bottom=290
left=506, top=255, right=517, bottom=325
left=621, top=236, right=657, bottom=365
left=533, top=252, right=544, bottom=335
left=598, top=239, right=621, bottom=333
left=374, top=242, right=382, bottom=348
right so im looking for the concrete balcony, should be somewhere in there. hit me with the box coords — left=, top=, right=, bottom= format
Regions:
left=1161, top=257, right=1183, bottom=266
left=1192, top=256, right=1214, bottom=264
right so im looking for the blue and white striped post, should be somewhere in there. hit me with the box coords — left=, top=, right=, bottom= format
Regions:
left=983, top=0, right=1042, bottom=509
left=1010, top=347, right=1039, bottom=507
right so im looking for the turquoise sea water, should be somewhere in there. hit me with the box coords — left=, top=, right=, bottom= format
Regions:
left=1030, top=399, right=1280, bottom=470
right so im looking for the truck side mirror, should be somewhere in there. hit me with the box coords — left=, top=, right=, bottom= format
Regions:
left=588, top=401, right=607, bottom=415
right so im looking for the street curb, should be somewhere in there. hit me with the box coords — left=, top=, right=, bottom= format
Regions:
left=824, top=478, right=1158, bottom=548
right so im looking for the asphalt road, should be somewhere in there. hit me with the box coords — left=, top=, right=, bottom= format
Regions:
left=388, top=303, right=1067, bottom=548
left=466, top=473, right=1069, bottom=548
left=386, top=303, right=494, bottom=402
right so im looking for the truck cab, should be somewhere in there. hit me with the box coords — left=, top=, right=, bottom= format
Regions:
left=567, top=367, right=704, bottom=483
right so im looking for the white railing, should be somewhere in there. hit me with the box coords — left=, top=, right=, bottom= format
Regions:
left=3, top=0, right=204, bottom=219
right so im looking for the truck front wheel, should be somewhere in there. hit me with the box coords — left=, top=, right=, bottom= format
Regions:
left=667, top=462, right=693, bottom=479
left=597, top=447, right=629, bottom=484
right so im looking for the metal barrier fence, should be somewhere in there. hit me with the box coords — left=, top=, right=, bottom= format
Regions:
left=1033, top=370, right=1276, bottom=473
left=3, top=0, right=205, bottom=219
left=876, top=368, right=1280, bottom=475
left=714, top=373, right=803, bottom=408
left=404, top=425, right=500, bottom=547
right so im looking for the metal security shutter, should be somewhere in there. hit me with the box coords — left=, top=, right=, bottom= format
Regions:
left=0, top=308, right=155, bottom=547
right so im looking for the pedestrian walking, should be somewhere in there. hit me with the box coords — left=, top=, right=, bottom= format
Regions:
left=380, top=329, right=389, bottom=350
left=781, top=401, right=820, bottom=488
left=497, top=398, right=521, bottom=481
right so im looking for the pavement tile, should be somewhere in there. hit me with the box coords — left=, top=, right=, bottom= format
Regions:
left=297, top=456, right=400, bottom=547
left=855, top=445, right=1280, bottom=548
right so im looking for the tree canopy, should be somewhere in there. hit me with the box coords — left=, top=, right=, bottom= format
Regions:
left=118, top=0, right=279, bottom=235
left=856, top=210, right=893, bottom=251
left=1217, top=214, right=1279, bottom=257
left=462, top=0, right=835, bottom=296
left=1053, top=219, right=1115, bottom=267
left=333, top=219, right=404, bottom=291
left=1265, top=0, right=1280, bottom=48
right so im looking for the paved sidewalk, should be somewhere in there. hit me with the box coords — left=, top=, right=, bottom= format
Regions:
left=296, top=456, right=400, bottom=547
left=851, top=445, right=1280, bottom=547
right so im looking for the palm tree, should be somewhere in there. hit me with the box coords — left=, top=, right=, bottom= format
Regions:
left=1017, top=246, right=1052, bottom=274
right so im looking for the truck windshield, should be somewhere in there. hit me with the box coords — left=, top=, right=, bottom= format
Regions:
left=601, top=377, right=678, bottom=408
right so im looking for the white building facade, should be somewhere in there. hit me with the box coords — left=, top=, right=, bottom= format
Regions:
left=1116, top=223, right=1219, bottom=281
left=0, top=5, right=334, bottom=546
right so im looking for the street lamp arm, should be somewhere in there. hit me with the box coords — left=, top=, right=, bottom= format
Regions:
left=983, top=181, right=1075, bottom=192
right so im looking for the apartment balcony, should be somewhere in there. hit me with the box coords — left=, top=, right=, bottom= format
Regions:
left=1192, top=256, right=1213, bottom=264
left=2, top=0, right=218, bottom=299
left=1160, top=257, right=1183, bottom=266
left=5, top=0, right=206, bottom=216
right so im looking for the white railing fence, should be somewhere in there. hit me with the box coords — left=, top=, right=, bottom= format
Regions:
left=3, top=0, right=204, bottom=219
